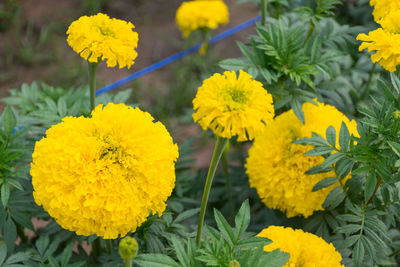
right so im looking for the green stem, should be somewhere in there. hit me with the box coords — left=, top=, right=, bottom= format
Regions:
left=304, top=21, right=314, bottom=44
left=221, top=146, right=234, bottom=219
left=365, top=177, right=382, bottom=206
left=106, top=239, right=113, bottom=254
left=88, top=62, right=98, bottom=112
left=92, top=238, right=102, bottom=258
left=261, top=0, right=267, bottom=26
left=196, top=136, right=229, bottom=247
left=124, top=259, right=132, bottom=267
left=361, top=63, right=376, bottom=101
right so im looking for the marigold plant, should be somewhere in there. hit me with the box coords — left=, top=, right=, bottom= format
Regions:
left=67, top=13, right=139, bottom=69
left=246, top=100, right=358, bottom=218
left=31, top=103, right=179, bottom=239
left=176, top=0, right=229, bottom=38
left=192, top=70, right=274, bottom=142
left=258, top=226, right=344, bottom=266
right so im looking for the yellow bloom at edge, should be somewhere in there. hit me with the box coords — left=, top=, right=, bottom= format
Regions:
left=370, top=0, right=400, bottom=23
left=31, top=103, right=179, bottom=239
left=246, top=100, right=358, bottom=218
left=176, top=0, right=229, bottom=38
left=192, top=70, right=275, bottom=142
left=67, top=13, right=139, bottom=69
left=258, top=226, right=344, bottom=267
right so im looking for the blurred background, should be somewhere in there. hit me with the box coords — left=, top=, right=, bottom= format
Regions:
left=0, top=0, right=259, bottom=115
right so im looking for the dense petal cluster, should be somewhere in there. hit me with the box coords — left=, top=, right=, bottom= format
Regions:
left=31, top=103, right=179, bottom=239
left=192, top=70, right=274, bottom=142
left=357, top=3, right=400, bottom=72
left=357, top=28, right=400, bottom=72
left=246, top=101, right=358, bottom=218
left=67, top=13, right=139, bottom=69
left=176, top=0, right=229, bottom=38
left=258, top=226, right=344, bottom=266
left=370, top=0, right=400, bottom=22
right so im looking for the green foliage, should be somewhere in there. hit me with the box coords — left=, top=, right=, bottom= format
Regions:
left=134, top=201, right=289, bottom=267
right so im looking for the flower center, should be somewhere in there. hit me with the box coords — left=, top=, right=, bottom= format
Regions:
left=98, top=26, right=115, bottom=37
left=224, top=87, right=248, bottom=110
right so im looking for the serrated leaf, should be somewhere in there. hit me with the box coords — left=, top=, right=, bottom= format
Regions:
left=60, top=242, right=74, bottom=266
left=305, top=146, right=334, bottom=156
left=0, top=245, right=6, bottom=265
left=173, top=208, right=199, bottom=224
left=234, top=200, right=250, bottom=241
left=36, top=235, right=50, bottom=256
left=336, top=224, right=361, bottom=235
left=364, top=173, right=377, bottom=202
left=170, top=235, right=189, bottom=267
left=213, top=209, right=235, bottom=247
left=326, top=126, right=336, bottom=147
left=312, top=177, right=337, bottom=192
left=3, top=105, right=16, bottom=137
left=134, top=254, right=181, bottom=267
left=4, top=217, right=16, bottom=253
left=1, top=183, right=10, bottom=207
left=322, top=152, right=346, bottom=168
left=388, top=141, right=400, bottom=157
left=323, top=186, right=345, bottom=209
left=339, top=122, right=350, bottom=152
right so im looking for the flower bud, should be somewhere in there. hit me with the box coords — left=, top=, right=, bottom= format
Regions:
left=393, top=110, right=400, bottom=120
left=119, top=236, right=138, bottom=261
left=229, top=260, right=240, bottom=267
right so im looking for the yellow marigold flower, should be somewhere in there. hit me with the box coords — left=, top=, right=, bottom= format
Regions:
left=245, top=101, right=358, bottom=218
left=66, top=13, right=138, bottom=69
left=357, top=28, right=400, bottom=72
left=31, top=103, right=178, bottom=239
left=370, top=0, right=400, bottom=22
left=192, top=70, right=275, bottom=142
left=258, top=226, right=344, bottom=266
left=176, top=0, right=229, bottom=38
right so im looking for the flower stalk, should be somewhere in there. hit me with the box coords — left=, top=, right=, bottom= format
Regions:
left=221, top=143, right=234, bottom=218
left=261, top=0, right=267, bottom=26
left=196, top=136, right=228, bottom=246
left=88, top=62, right=98, bottom=111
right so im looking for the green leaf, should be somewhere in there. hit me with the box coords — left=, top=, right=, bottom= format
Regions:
left=322, top=186, right=345, bottom=209
left=256, top=249, right=290, bottom=267
left=364, top=173, right=377, bottom=202
left=36, top=235, right=50, bottom=257
left=326, top=126, right=336, bottom=147
left=0, top=245, right=6, bottom=265
left=4, top=217, right=16, bottom=253
left=173, top=208, right=199, bottom=224
left=322, top=153, right=346, bottom=168
left=388, top=141, right=400, bottom=157
left=1, top=183, right=10, bottom=208
left=134, top=254, right=182, bottom=267
left=10, top=212, right=34, bottom=230
left=218, top=58, right=250, bottom=71
left=3, top=105, right=17, bottom=137
left=339, top=122, right=350, bottom=152
left=336, top=214, right=361, bottom=223
left=291, top=99, right=304, bottom=123
left=170, top=236, right=189, bottom=267
left=6, top=179, right=23, bottom=191
left=60, top=242, right=74, bottom=267
left=4, top=251, right=32, bottom=264
left=312, top=177, right=337, bottom=192
left=336, top=224, right=362, bottom=235
left=305, top=146, right=334, bottom=156
left=213, top=208, right=235, bottom=247
left=234, top=199, right=250, bottom=241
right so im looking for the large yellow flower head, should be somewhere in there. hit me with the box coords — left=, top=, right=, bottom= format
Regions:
left=66, top=13, right=139, bottom=69
left=258, top=226, right=344, bottom=266
left=370, top=0, right=400, bottom=22
left=357, top=9, right=400, bottom=72
left=176, top=0, right=229, bottom=38
left=31, top=103, right=179, bottom=239
left=245, top=101, right=358, bottom=218
left=192, top=70, right=275, bottom=142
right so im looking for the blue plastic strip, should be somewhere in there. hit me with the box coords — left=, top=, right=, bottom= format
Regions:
left=96, top=15, right=261, bottom=96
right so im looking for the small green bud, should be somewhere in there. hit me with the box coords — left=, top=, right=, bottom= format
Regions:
left=229, top=260, right=240, bottom=267
left=394, top=110, right=400, bottom=120
left=119, top=236, right=138, bottom=261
